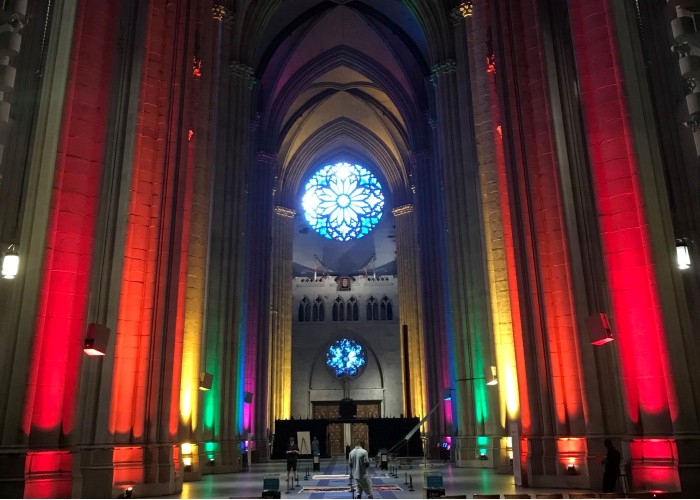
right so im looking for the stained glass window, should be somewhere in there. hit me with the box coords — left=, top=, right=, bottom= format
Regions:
left=326, top=338, right=367, bottom=378
left=302, top=162, right=384, bottom=241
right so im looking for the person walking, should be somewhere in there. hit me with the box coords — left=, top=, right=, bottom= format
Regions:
left=602, top=439, right=621, bottom=493
left=348, top=441, right=373, bottom=499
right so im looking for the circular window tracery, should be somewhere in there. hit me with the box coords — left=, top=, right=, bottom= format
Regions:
left=302, top=162, right=384, bottom=241
left=325, top=338, right=367, bottom=378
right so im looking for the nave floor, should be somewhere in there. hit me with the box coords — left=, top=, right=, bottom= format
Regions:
left=168, top=458, right=599, bottom=499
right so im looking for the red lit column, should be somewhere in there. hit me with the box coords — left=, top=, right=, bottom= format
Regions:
left=21, top=0, right=120, bottom=497
left=568, top=0, right=679, bottom=492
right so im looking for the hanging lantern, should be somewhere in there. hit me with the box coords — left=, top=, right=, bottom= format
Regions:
left=676, top=239, right=691, bottom=270
left=2, top=244, right=19, bottom=279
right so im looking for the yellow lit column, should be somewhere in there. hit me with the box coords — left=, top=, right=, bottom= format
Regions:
left=269, top=206, right=295, bottom=428
left=461, top=0, right=520, bottom=429
left=392, top=204, right=428, bottom=424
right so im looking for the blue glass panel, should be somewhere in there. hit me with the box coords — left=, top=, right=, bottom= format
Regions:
left=302, top=163, right=384, bottom=241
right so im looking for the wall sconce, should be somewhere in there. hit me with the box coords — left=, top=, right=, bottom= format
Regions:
left=676, top=239, right=691, bottom=270
left=2, top=244, right=19, bottom=279
left=244, top=391, right=254, bottom=404
left=566, top=458, right=578, bottom=475
left=124, top=486, right=133, bottom=498
left=486, top=366, right=498, bottom=386
left=199, top=372, right=213, bottom=390
left=443, top=387, right=453, bottom=401
left=181, top=442, right=193, bottom=472
left=586, top=313, right=614, bottom=346
left=84, top=323, right=110, bottom=356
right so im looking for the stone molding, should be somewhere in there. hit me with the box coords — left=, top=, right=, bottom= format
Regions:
left=256, top=151, right=277, bottom=164
left=448, top=2, right=473, bottom=25
left=274, top=206, right=295, bottom=218
left=392, top=204, right=414, bottom=217
left=430, top=59, right=457, bottom=87
left=230, top=61, right=256, bottom=89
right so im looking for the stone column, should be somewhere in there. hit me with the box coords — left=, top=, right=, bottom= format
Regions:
left=246, top=151, right=276, bottom=462
left=455, top=0, right=522, bottom=474
left=269, top=206, right=295, bottom=430
left=431, top=9, right=498, bottom=466
left=392, top=204, right=427, bottom=422
left=200, top=6, right=252, bottom=475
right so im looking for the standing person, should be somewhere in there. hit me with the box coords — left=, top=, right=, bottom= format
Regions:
left=286, top=436, right=300, bottom=485
left=602, top=439, right=621, bottom=493
left=312, top=436, right=320, bottom=456
left=348, top=441, right=373, bottom=499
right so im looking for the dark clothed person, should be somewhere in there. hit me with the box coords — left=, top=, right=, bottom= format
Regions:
left=602, top=439, right=621, bottom=493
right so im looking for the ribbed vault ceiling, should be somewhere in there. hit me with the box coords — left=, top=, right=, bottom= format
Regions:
left=249, top=0, right=432, bottom=208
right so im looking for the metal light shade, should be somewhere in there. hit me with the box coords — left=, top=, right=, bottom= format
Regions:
left=676, top=241, right=691, bottom=270
left=486, top=366, right=498, bottom=386
left=2, top=245, right=19, bottom=279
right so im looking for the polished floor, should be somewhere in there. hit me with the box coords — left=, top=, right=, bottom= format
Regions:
left=170, top=457, right=604, bottom=499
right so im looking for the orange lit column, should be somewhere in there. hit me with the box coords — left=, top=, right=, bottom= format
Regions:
left=20, top=0, right=120, bottom=497
left=110, top=0, right=195, bottom=496
left=490, top=0, right=588, bottom=486
left=568, top=0, right=679, bottom=492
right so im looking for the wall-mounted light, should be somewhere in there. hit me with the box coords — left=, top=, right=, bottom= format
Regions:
left=124, top=486, right=133, bottom=498
left=443, top=387, right=452, bottom=401
left=199, top=372, right=213, bottom=390
left=676, top=239, right=691, bottom=270
left=244, top=391, right=254, bottom=404
left=486, top=366, right=498, bottom=386
left=566, top=457, right=578, bottom=475
left=84, top=323, right=110, bottom=356
left=181, top=442, right=193, bottom=472
left=2, top=244, right=19, bottom=279
left=586, top=313, right=614, bottom=346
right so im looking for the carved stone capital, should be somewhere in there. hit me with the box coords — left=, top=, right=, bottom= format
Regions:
left=430, top=59, right=457, bottom=87
left=409, top=150, right=430, bottom=168
left=448, top=2, right=472, bottom=25
left=230, top=61, right=257, bottom=89
left=274, top=206, right=296, bottom=218
left=212, top=5, right=234, bottom=27
left=392, top=204, right=414, bottom=217
left=257, top=151, right=277, bottom=164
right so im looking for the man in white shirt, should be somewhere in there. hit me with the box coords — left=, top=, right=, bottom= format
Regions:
left=348, top=441, right=373, bottom=499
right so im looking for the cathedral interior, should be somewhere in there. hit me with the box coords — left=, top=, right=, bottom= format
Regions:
left=1, top=0, right=700, bottom=497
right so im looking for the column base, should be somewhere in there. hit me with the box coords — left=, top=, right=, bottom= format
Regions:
left=0, top=448, right=28, bottom=499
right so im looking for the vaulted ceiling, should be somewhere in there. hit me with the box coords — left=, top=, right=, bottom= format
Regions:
left=241, top=0, right=439, bottom=207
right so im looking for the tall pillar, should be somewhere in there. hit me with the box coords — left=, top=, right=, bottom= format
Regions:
left=392, top=204, right=427, bottom=424
left=0, top=0, right=80, bottom=497
left=269, top=206, right=295, bottom=430
left=109, top=0, right=196, bottom=496
left=177, top=0, right=224, bottom=482
left=431, top=29, right=498, bottom=464
left=566, top=0, right=685, bottom=492
left=245, top=151, right=276, bottom=461
left=411, top=150, right=451, bottom=441
left=455, top=1, right=523, bottom=474
left=200, top=11, right=253, bottom=472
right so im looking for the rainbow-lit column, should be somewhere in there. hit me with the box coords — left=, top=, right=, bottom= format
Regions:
left=457, top=0, right=522, bottom=473
left=431, top=11, right=500, bottom=463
